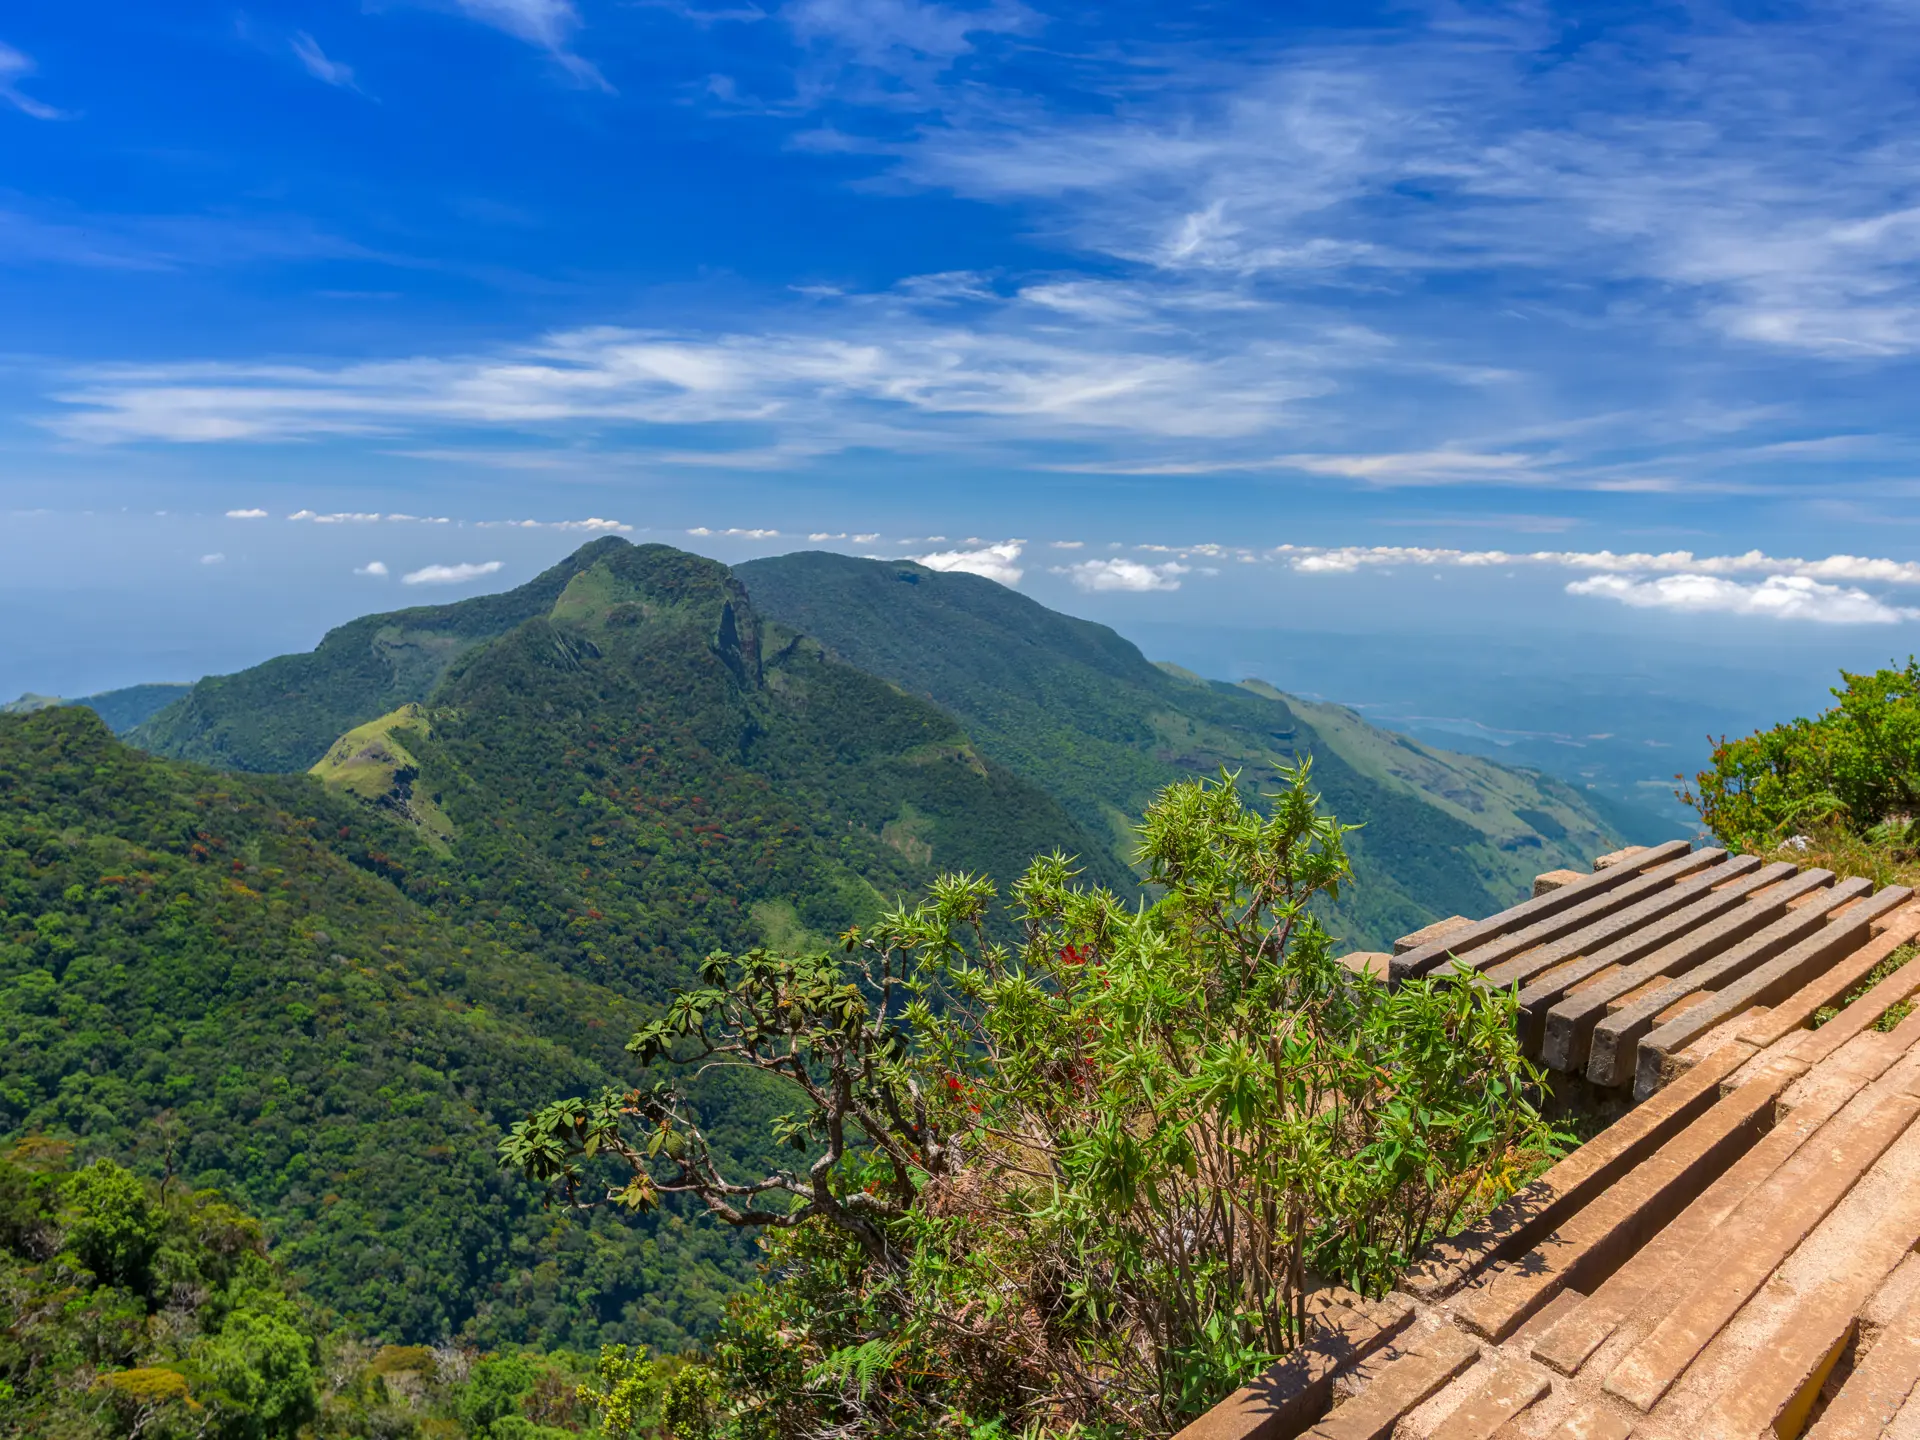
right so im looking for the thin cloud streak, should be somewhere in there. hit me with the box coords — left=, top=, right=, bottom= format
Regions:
left=0, top=41, right=64, bottom=120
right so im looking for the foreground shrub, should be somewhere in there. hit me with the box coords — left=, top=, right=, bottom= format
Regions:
left=507, top=768, right=1558, bottom=1436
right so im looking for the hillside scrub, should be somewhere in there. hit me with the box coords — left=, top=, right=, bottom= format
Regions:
left=507, top=767, right=1560, bottom=1437
left=1685, top=659, right=1920, bottom=852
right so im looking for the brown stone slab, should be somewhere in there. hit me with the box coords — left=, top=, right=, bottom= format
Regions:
left=1529, top=1031, right=1902, bottom=1379
left=1526, top=1404, right=1633, bottom=1439
left=1509, top=860, right=1788, bottom=1053
left=1390, top=841, right=1693, bottom=981
left=1404, top=1039, right=1759, bottom=1301
left=1602, top=1060, right=1920, bottom=1413
left=1306, top=1326, right=1481, bottom=1440
left=1593, top=847, right=1650, bottom=871
left=1691, top=1107, right=1920, bottom=1437
left=1171, top=1292, right=1417, bottom=1440
left=1395, top=914, right=1475, bottom=957
left=1339, top=951, right=1392, bottom=982
left=1539, top=867, right=1836, bottom=1074
left=1737, top=902, right=1920, bottom=1053
left=1533, top=869, right=1584, bottom=897
left=1451, top=1065, right=1783, bottom=1344
left=1632, top=885, right=1914, bottom=1099
left=1806, top=1284, right=1920, bottom=1439
left=1585, top=876, right=1872, bottom=1088
left=1477, top=853, right=1765, bottom=996
left=1411, top=849, right=1728, bottom=987
left=1427, top=1362, right=1551, bottom=1440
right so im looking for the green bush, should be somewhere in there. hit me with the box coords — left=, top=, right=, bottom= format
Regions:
left=506, top=766, right=1559, bottom=1436
left=1685, top=659, right=1920, bottom=849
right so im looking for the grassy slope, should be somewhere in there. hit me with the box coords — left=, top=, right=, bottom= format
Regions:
left=0, top=707, right=781, bottom=1352
left=735, top=552, right=1627, bottom=949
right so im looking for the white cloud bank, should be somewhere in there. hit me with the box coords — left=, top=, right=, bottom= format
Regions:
left=355, top=561, right=389, bottom=577
left=1567, top=573, right=1920, bottom=625
left=915, top=541, right=1024, bottom=585
left=1055, top=558, right=1189, bottom=593
left=199, top=553, right=224, bottom=565
left=1275, top=545, right=1920, bottom=586
left=226, top=507, right=269, bottom=519
left=402, top=561, right=503, bottom=586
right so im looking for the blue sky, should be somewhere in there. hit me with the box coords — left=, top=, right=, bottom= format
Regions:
left=6, top=0, right=1920, bottom=701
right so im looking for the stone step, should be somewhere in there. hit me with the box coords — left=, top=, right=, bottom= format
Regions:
left=1632, top=886, right=1915, bottom=1098
left=1521, top=1403, right=1635, bottom=1438
left=1529, top=1030, right=1904, bottom=1378
left=1539, top=867, right=1837, bottom=1074
left=1304, top=1324, right=1482, bottom=1440
left=1805, top=1259, right=1920, bottom=1439
left=1474, top=853, right=1765, bottom=995
left=1601, top=1050, right=1920, bottom=1413
left=1427, top=1360, right=1551, bottom=1439
left=1450, top=1060, right=1789, bottom=1343
left=1404, top=1039, right=1764, bottom=1302
left=1735, top=908, right=1920, bottom=1056
left=1586, top=877, right=1873, bottom=1088
left=1509, top=860, right=1791, bottom=1054
left=1691, top=1099, right=1920, bottom=1437
left=1391, top=841, right=1694, bottom=982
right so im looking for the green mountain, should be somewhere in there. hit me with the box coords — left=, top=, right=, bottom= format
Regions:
left=735, top=551, right=1627, bottom=949
left=3, top=545, right=1128, bottom=1352
left=127, top=538, right=635, bottom=772
left=302, top=543, right=1123, bottom=998
left=0, top=706, right=770, bottom=1352
left=3, top=682, right=190, bottom=734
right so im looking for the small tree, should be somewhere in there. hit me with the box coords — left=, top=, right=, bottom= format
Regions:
left=503, top=766, right=1555, bottom=1436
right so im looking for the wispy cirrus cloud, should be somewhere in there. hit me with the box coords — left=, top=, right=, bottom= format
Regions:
left=27, top=3, right=1920, bottom=508
left=47, top=316, right=1329, bottom=447
left=448, top=0, right=611, bottom=90
left=290, top=32, right=360, bottom=91
left=0, top=41, right=64, bottom=120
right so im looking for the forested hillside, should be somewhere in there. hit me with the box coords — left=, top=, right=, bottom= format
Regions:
left=0, top=548, right=1126, bottom=1350
left=127, top=539, right=633, bottom=772
left=0, top=707, right=772, bottom=1351
left=737, top=550, right=1626, bottom=948
left=297, top=543, right=1122, bottom=998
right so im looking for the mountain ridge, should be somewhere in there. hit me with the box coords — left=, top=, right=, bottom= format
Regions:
left=735, top=549, right=1628, bottom=947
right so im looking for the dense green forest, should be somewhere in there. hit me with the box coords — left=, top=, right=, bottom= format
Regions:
left=365, top=544, right=1124, bottom=1000
left=737, top=550, right=1627, bottom=947
left=2, top=1144, right=700, bottom=1439
left=0, top=707, right=775, bottom=1351
left=0, top=548, right=1126, bottom=1360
